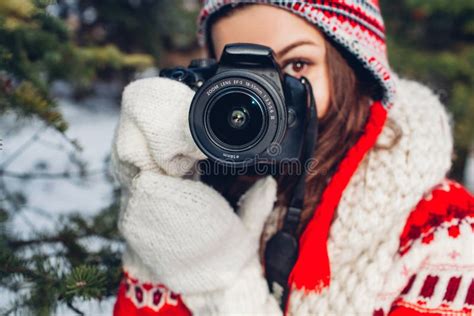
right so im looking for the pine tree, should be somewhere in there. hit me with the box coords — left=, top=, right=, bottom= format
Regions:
left=0, top=0, right=154, bottom=131
left=0, top=0, right=154, bottom=314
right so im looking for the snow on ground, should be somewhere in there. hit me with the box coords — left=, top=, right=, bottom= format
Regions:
left=2, top=96, right=119, bottom=233
left=1, top=91, right=121, bottom=315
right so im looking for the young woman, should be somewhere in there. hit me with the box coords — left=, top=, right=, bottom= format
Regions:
left=111, top=1, right=474, bottom=315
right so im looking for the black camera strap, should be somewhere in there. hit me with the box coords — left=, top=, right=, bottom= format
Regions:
left=264, top=78, right=318, bottom=311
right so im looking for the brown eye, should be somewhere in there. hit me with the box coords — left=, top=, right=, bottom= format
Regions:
left=292, top=61, right=305, bottom=73
left=282, top=60, right=309, bottom=77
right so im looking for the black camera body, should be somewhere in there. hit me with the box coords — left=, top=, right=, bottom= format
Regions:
left=160, top=43, right=316, bottom=167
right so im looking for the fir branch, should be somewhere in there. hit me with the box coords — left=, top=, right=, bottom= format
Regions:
left=0, top=126, right=45, bottom=168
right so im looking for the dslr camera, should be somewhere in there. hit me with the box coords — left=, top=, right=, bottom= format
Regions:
left=160, top=43, right=317, bottom=168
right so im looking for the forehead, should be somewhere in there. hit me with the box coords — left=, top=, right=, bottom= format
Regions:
left=210, top=4, right=324, bottom=59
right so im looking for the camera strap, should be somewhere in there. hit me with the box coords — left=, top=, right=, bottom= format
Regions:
left=264, top=78, right=318, bottom=311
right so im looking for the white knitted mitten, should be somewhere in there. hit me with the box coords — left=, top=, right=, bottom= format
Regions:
left=110, top=77, right=281, bottom=314
left=111, top=77, right=205, bottom=180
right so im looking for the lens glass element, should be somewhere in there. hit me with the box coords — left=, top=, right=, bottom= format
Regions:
left=207, top=90, right=265, bottom=148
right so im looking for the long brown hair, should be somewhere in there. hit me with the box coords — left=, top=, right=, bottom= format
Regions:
left=201, top=4, right=383, bottom=237
left=276, top=38, right=380, bottom=236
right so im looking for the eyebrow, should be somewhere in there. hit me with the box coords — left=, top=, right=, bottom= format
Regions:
left=275, top=40, right=318, bottom=58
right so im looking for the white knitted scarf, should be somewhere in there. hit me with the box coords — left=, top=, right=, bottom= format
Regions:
left=260, top=77, right=453, bottom=315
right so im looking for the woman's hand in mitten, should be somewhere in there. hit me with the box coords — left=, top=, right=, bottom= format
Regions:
left=111, top=77, right=205, bottom=179
left=120, top=172, right=278, bottom=295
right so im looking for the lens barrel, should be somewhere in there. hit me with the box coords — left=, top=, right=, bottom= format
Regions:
left=189, top=70, right=286, bottom=166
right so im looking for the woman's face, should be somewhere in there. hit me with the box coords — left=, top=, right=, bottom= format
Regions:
left=211, top=4, right=330, bottom=118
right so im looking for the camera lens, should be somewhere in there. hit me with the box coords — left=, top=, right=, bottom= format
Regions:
left=207, top=90, right=266, bottom=148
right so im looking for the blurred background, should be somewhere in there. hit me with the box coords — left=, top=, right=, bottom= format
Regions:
left=0, top=0, right=473, bottom=314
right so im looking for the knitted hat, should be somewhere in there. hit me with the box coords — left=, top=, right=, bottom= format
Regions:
left=197, top=0, right=396, bottom=109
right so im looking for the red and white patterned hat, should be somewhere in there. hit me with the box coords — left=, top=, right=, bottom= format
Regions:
left=197, top=0, right=396, bottom=109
